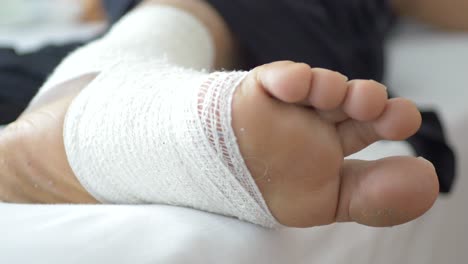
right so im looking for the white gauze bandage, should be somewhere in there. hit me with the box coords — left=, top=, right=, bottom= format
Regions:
left=27, top=5, right=214, bottom=111
left=61, top=6, right=279, bottom=227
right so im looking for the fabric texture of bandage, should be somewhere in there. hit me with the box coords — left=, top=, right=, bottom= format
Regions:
left=27, top=5, right=214, bottom=112
left=46, top=5, right=279, bottom=227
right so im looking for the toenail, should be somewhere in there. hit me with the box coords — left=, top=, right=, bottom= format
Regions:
left=369, top=79, right=388, bottom=90
left=418, top=157, right=436, bottom=170
left=337, top=72, right=349, bottom=82
left=378, top=84, right=388, bottom=91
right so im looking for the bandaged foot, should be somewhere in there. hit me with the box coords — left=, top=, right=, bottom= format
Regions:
left=64, top=59, right=439, bottom=228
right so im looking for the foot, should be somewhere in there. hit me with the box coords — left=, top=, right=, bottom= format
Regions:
left=231, top=61, right=439, bottom=227
left=0, top=61, right=438, bottom=229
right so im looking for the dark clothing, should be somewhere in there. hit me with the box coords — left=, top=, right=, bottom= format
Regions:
left=106, top=0, right=392, bottom=80
left=0, top=44, right=81, bottom=124
left=0, top=0, right=456, bottom=192
left=208, top=0, right=393, bottom=81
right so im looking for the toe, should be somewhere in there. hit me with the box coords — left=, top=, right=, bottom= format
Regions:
left=373, top=98, right=422, bottom=140
left=336, top=157, right=439, bottom=227
left=306, top=68, right=349, bottom=110
left=338, top=98, right=422, bottom=156
left=342, top=80, right=388, bottom=121
left=256, top=62, right=350, bottom=110
left=316, top=79, right=387, bottom=124
left=257, top=61, right=313, bottom=103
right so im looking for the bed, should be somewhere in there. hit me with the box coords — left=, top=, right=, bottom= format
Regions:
left=0, top=20, right=467, bottom=263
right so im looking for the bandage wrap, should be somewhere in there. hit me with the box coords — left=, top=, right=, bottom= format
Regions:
left=65, top=62, right=277, bottom=227
left=28, top=5, right=214, bottom=111
left=49, top=6, right=279, bottom=227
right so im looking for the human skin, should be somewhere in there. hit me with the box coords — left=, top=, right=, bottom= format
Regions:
left=81, top=0, right=106, bottom=22
left=392, top=0, right=468, bottom=30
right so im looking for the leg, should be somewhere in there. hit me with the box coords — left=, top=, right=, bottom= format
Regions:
left=392, top=0, right=468, bottom=30
left=81, top=0, right=106, bottom=21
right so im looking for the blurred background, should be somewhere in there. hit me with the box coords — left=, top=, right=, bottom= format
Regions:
left=0, top=0, right=107, bottom=124
left=0, top=0, right=105, bottom=53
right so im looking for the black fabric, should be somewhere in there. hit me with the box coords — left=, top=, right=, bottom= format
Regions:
left=407, top=112, right=456, bottom=193
left=0, top=44, right=81, bottom=123
left=0, top=0, right=456, bottom=192
left=103, top=0, right=140, bottom=24
left=207, top=0, right=393, bottom=81
left=0, top=0, right=137, bottom=124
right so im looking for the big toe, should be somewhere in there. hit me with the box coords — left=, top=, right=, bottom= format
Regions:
left=337, top=157, right=440, bottom=227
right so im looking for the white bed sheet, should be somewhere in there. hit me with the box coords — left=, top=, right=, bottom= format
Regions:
left=1, top=21, right=467, bottom=263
